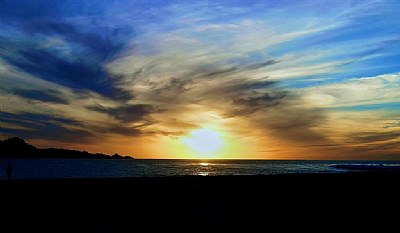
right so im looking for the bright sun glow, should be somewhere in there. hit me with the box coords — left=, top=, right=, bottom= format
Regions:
left=181, top=128, right=224, bottom=158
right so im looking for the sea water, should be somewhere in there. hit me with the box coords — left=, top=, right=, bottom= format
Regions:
left=1, top=159, right=400, bottom=179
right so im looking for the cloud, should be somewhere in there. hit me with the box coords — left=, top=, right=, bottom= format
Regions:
left=350, top=132, right=400, bottom=144
left=253, top=101, right=328, bottom=144
left=151, top=77, right=193, bottom=95
left=0, top=108, right=145, bottom=141
left=223, top=80, right=278, bottom=92
left=0, top=18, right=133, bottom=101
left=196, top=23, right=239, bottom=31
left=99, top=125, right=142, bottom=137
left=0, top=112, right=94, bottom=143
left=299, top=73, right=400, bottom=108
left=383, top=118, right=400, bottom=129
left=11, top=89, right=69, bottom=104
left=87, top=104, right=159, bottom=123
left=186, top=60, right=280, bottom=80
left=230, top=91, right=286, bottom=116
left=244, top=60, right=281, bottom=70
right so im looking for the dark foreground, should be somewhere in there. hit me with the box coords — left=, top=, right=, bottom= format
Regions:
left=1, top=172, right=399, bottom=231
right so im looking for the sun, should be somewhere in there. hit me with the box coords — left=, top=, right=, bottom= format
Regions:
left=181, top=128, right=224, bottom=158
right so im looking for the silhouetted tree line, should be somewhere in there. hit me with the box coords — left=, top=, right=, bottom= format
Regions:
left=0, top=137, right=133, bottom=159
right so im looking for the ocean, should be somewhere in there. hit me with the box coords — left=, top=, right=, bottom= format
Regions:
left=1, top=159, right=400, bottom=179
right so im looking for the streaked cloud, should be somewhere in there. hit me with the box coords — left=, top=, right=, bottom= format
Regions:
left=87, top=104, right=159, bottom=124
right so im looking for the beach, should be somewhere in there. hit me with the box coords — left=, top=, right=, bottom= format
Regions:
left=1, top=172, right=399, bottom=231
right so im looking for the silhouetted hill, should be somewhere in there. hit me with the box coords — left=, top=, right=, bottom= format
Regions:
left=0, top=137, right=133, bottom=159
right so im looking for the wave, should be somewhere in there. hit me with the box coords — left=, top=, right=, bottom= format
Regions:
left=332, top=164, right=400, bottom=171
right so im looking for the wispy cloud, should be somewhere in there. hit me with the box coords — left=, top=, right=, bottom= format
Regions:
left=0, top=112, right=94, bottom=143
left=87, top=104, right=159, bottom=124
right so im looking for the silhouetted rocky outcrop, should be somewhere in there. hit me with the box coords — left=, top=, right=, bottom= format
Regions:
left=0, top=137, right=133, bottom=159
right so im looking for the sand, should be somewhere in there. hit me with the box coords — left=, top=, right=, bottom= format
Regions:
left=1, top=172, right=399, bottom=231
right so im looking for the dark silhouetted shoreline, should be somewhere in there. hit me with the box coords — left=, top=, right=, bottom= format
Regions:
left=1, top=172, right=399, bottom=231
left=0, top=137, right=133, bottom=159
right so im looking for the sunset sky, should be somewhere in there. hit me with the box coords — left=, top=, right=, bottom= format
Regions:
left=1, top=0, right=399, bottom=159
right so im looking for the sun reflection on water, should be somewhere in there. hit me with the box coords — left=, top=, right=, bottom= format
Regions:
left=198, top=171, right=209, bottom=176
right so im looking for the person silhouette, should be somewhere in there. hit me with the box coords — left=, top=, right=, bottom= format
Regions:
left=6, top=162, right=13, bottom=180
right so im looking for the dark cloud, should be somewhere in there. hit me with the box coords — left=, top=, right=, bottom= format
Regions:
left=233, top=80, right=277, bottom=90
left=0, top=112, right=81, bottom=126
left=230, top=92, right=285, bottom=116
left=88, top=104, right=158, bottom=123
left=213, top=79, right=286, bottom=117
left=151, top=77, right=193, bottom=95
left=145, top=130, right=185, bottom=139
left=245, top=60, right=280, bottom=70
left=0, top=112, right=93, bottom=143
left=108, top=74, right=136, bottom=101
left=185, top=60, right=278, bottom=80
left=233, top=92, right=285, bottom=107
left=257, top=105, right=328, bottom=144
left=171, top=65, right=235, bottom=84
left=0, top=18, right=134, bottom=101
left=350, top=131, right=400, bottom=143
left=0, top=111, right=145, bottom=139
left=5, top=48, right=108, bottom=91
left=12, top=89, right=69, bottom=104
left=32, top=124, right=94, bottom=143
left=203, top=67, right=238, bottom=77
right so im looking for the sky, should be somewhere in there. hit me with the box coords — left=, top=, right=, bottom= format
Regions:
left=1, top=0, right=399, bottom=159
